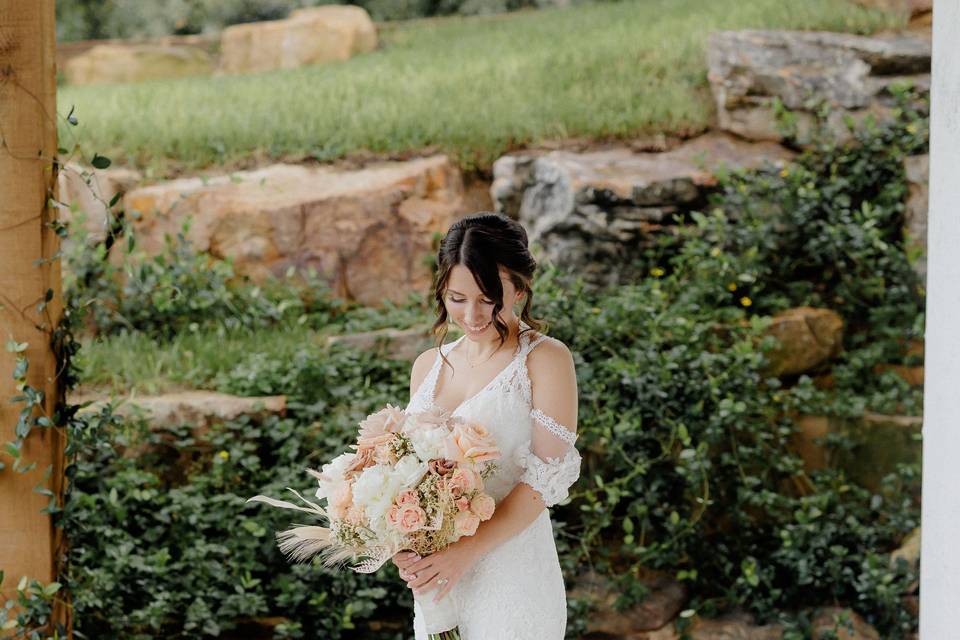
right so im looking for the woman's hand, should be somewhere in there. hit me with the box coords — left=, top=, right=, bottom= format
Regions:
left=392, top=550, right=421, bottom=582
left=404, top=537, right=483, bottom=604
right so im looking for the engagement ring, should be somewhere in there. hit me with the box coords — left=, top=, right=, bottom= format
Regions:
left=437, top=577, right=448, bottom=586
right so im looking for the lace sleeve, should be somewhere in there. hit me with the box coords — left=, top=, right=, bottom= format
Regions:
left=515, top=407, right=581, bottom=507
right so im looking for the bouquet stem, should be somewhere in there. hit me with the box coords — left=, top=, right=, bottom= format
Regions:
left=428, top=630, right=461, bottom=640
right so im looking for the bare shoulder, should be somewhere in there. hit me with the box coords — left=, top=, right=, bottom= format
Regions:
left=409, top=346, right=439, bottom=398
left=527, top=333, right=576, bottom=387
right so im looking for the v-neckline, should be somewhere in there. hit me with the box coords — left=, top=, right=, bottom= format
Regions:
left=430, top=327, right=527, bottom=416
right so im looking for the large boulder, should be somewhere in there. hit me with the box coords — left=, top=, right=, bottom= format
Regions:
left=763, top=307, right=844, bottom=376
left=570, top=568, right=687, bottom=637
left=74, top=390, right=287, bottom=431
left=64, top=43, right=215, bottom=85
left=707, top=31, right=930, bottom=144
left=221, top=5, right=377, bottom=74
left=492, top=134, right=792, bottom=286
left=57, top=162, right=142, bottom=244
left=791, top=412, right=922, bottom=491
left=324, top=325, right=437, bottom=362
left=122, top=155, right=464, bottom=306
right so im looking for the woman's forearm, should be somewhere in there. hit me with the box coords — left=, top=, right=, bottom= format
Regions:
left=461, top=482, right=545, bottom=559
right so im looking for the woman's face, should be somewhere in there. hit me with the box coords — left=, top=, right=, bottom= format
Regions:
left=443, top=264, right=522, bottom=340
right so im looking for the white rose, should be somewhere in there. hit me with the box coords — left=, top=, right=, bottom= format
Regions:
left=394, top=454, right=428, bottom=489
left=352, top=464, right=404, bottom=525
left=410, top=425, right=450, bottom=462
left=400, top=415, right=421, bottom=435
left=315, top=451, right=356, bottom=500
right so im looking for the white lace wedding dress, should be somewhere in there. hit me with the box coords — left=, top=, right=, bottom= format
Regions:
left=405, top=322, right=582, bottom=640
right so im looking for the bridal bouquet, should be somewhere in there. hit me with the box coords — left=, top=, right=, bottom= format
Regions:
left=247, top=403, right=501, bottom=639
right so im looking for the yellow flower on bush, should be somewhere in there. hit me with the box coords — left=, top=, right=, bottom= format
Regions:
left=709, top=247, right=722, bottom=257
left=218, top=450, right=230, bottom=461
left=650, top=267, right=665, bottom=277
left=727, top=282, right=737, bottom=292
left=740, top=296, right=752, bottom=307
left=779, top=168, right=790, bottom=178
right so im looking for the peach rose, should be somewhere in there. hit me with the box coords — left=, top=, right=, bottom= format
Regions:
left=358, top=405, right=406, bottom=444
left=447, top=467, right=480, bottom=498
left=388, top=503, right=427, bottom=533
left=396, top=489, right=420, bottom=507
left=455, top=496, right=470, bottom=512
left=450, top=419, right=501, bottom=466
left=454, top=510, right=481, bottom=537
left=470, top=494, right=495, bottom=521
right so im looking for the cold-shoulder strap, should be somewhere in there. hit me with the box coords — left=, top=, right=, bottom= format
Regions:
left=508, top=328, right=549, bottom=405
left=530, top=407, right=579, bottom=445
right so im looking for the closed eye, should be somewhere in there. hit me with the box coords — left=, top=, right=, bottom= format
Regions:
left=450, top=297, right=494, bottom=305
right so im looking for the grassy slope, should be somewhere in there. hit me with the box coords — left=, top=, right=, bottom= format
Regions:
left=57, top=0, right=898, bottom=175
left=77, top=324, right=318, bottom=395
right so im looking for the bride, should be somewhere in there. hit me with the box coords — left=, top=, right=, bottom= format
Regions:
left=393, top=212, right=582, bottom=639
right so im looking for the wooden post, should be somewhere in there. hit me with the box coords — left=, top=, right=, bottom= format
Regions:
left=0, top=0, right=69, bottom=632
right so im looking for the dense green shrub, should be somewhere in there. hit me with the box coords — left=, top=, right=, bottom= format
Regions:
left=56, top=93, right=925, bottom=640
left=529, top=94, right=925, bottom=637
left=64, top=348, right=413, bottom=639
left=64, top=216, right=343, bottom=339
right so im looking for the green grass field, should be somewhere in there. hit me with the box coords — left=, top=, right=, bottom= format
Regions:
left=75, top=323, right=318, bottom=395
left=57, top=0, right=899, bottom=175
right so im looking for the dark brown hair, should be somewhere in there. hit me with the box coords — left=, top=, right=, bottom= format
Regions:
left=431, top=212, right=547, bottom=372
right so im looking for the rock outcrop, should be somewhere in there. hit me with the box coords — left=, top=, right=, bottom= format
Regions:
left=74, top=390, right=287, bottom=430
left=492, top=134, right=792, bottom=286
left=571, top=569, right=687, bottom=638
left=64, top=43, right=215, bottom=85
left=57, top=162, right=142, bottom=244
left=324, top=325, right=437, bottom=362
left=707, top=31, right=930, bottom=144
left=791, top=412, right=922, bottom=491
left=764, top=307, right=844, bottom=376
left=220, top=5, right=377, bottom=75
left=122, top=155, right=464, bottom=306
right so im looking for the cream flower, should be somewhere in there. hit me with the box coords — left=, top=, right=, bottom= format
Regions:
left=450, top=419, right=501, bottom=466
left=394, top=454, right=429, bottom=489
left=352, top=464, right=404, bottom=525
left=410, top=425, right=453, bottom=462
left=315, top=451, right=356, bottom=501
left=470, top=493, right=496, bottom=521
left=454, top=510, right=481, bottom=537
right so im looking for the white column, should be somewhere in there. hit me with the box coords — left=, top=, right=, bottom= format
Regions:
left=920, top=0, right=960, bottom=636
